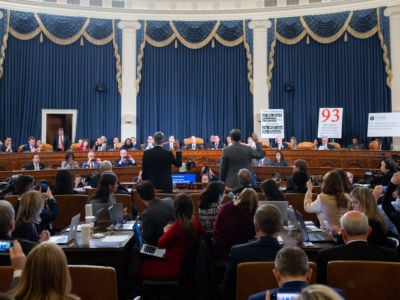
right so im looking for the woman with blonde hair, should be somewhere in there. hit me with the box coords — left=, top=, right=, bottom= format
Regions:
left=213, top=188, right=259, bottom=259
left=298, top=284, right=343, bottom=300
left=10, top=240, right=79, bottom=300
left=12, top=191, right=50, bottom=243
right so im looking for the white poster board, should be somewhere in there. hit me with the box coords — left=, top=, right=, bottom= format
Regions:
left=317, top=108, right=343, bottom=138
left=367, top=112, right=400, bottom=137
left=260, top=109, right=284, bottom=139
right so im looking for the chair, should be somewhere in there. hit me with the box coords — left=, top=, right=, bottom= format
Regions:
left=115, top=193, right=134, bottom=216
left=52, top=194, right=88, bottom=232
left=236, top=261, right=317, bottom=300
left=18, top=144, right=25, bottom=152
left=40, top=143, right=54, bottom=152
left=116, top=142, right=124, bottom=150
left=69, top=265, right=118, bottom=300
left=0, top=266, right=13, bottom=292
left=297, top=142, right=315, bottom=150
left=284, top=193, right=320, bottom=226
left=183, top=137, right=204, bottom=148
left=368, top=140, right=379, bottom=150
left=284, top=141, right=292, bottom=149
left=328, top=142, right=341, bottom=149
left=327, top=260, right=400, bottom=300
left=70, top=143, right=80, bottom=151
left=4, top=194, right=19, bottom=207
left=261, top=141, right=270, bottom=149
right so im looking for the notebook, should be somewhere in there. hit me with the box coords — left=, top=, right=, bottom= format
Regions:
left=259, top=201, right=288, bottom=225
left=133, top=222, right=166, bottom=258
left=108, top=204, right=134, bottom=230
left=295, top=211, right=333, bottom=243
left=49, top=214, right=80, bottom=244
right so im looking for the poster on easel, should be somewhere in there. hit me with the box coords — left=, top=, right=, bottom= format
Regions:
left=367, top=112, right=400, bottom=137
left=260, top=109, right=284, bottom=139
left=317, top=107, right=343, bottom=138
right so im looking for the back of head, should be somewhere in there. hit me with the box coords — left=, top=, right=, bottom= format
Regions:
left=12, top=242, right=73, bottom=300
left=254, top=204, right=282, bottom=236
left=260, top=179, right=283, bottom=201
left=298, top=284, right=343, bottom=300
left=340, top=210, right=369, bottom=237
left=334, top=169, right=353, bottom=194
left=274, top=246, right=309, bottom=277
left=100, top=160, right=112, bottom=172
left=237, top=188, right=259, bottom=214
left=230, top=129, right=242, bottom=142
left=153, top=132, right=164, bottom=145
left=322, top=171, right=347, bottom=209
left=295, top=159, right=308, bottom=172
left=199, top=181, right=225, bottom=209
left=0, top=200, right=14, bottom=237
left=90, top=172, right=117, bottom=202
left=16, top=191, right=43, bottom=224
left=15, top=175, right=34, bottom=195
left=238, top=168, right=252, bottom=187
left=174, top=193, right=194, bottom=239
left=137, top=180, right=156, bottom=201
left=54, top=170, right=73, bottom=195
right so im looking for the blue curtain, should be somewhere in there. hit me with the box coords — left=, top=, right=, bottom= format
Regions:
left=136, top=41, right=253, bottom=144
left=269, top=34, right=391, bottom=146
left=0, top=35, right=120, bottom=145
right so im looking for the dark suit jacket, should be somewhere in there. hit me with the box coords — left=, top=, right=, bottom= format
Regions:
left=271, top=141, right=288, bottom=150
left=208, top=142, right=223, bottom=150
left=222, top=236, right=282, bottom=300
left=24, top=162, right=45, bottom=170
left=162, top=143, right=175, bottom=151
left=52, top=135, right=71, bottom=151
left=185, top=144, right=201, bottom=150
left=220, top=142, right=264, bottom=189
left=317, top=240, right=400, bottom=283
left=0, top=144, right=17, bottom=152
left=21, top=144, right=38, bottom=152
left=115, top=158, right=136, bottom=167
left=142, top=146, right=182, bottom=193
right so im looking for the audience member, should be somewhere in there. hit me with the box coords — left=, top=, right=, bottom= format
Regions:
left=220, top=129, right=264, bottom=190
left=381, top=173, right=400, bottom=236
left=317, top=211, right=400, bottom=283
left=9, top=240, right=79, bottom=300
left=52, top=170, right=76, bottom=195
left=304, top=170, right=350, bottom=230
left=185, top=136, right=201, bottom=150
left=213, top=188, right=259, bottom=259
left=346, top=171, right=354, bottom=185
left=12, top=191, right=51, bottom=243
left=81, top=150, right=101, bottom=168
left=271, top=151, right=289, bottom=166
left=347, top=136, right=364, bottom=150
left=115, top=149, right=136, bottom=167
left=286, top=159, right=309, bottom=193
left=61, top=152, right=79, bottom=169
left=318, top=137, right=334, bottom=150
left=73, top=175, right=84, bottom=188
left=22, top=136, right=39, bottom=153
left=0, top=137, right=17, bottom=153
left=335, top=169, right=353, bottom=194
left=223, top=204, right=283, bottom=299
left=297, top=284, right=344, bottom=300
left=199, top=165, right=219, bottom=183
left=87, top=160, right=112, bottom=188
left=23, top=154, right=44, bottom=170
left=137, top=181, right=175, bottom=245
left=375, top=158, right=396, bottom=186
left=198, top=181, right=225, bottom=234
left=89, top=172, right=118, bottom=204
left=261, top=179, right=285, bottom=201
left=232, top=168, right=260, bottom=195
left=139, top=193, right=206, bottom=280
left=52, top=128, right=71, bottom=152
left=141, top=132, right=182, bottom=193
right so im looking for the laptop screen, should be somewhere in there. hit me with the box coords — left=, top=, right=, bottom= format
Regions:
left=171, top=173, right=196, bottom=184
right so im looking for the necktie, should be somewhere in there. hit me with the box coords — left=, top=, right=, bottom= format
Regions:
left=215, top=143, right=218, bottom=149
left=170, top=143, right=173, bottom=150
left=59, top=135, right=64, bottom=151
left=259, top=160, right=263, bottom=167
left=192, top=144, right=195, bottom=150
left=35, top=163, right=39, bottom=170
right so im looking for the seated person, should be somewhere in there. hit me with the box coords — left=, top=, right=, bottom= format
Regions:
left=115, top=149, right=136, bottom=167
left=260, top=179, right=285, bottom=201
left=347, top=136, right=364, bottom=150
left=73, top=175, right=84, bottom=188
left=52, top=170, right=77, bottom=195
left=22, top=136, right=39, bottom=153
left=23, top=154, right=44, bottom=170
left=232, top=168, right=261, bottom=195
left=130, top=137, right=140, bottom=150
left=272, top=136, right=287, bottom=150
left=76, top=139, right=90, bottom=152
left=318, top=136, right=334, bottom=150
left=198, top=165, right=219, bottom=183
left=142, top=135, right=154, bottom=150
left=61, top=152, right=80, bottom=169
left=381, top=173, right=400, bottom=236
left=120, top=138, right=135, bottom=150
left=199, top=181, right=225, bottom=234
left=253, top=156, right=272, bottom=167
left=271, top=150, right=290, bottom=167
left=163, top=135, right=177, bottom=151
left=81, top=150, right=101, bottom=168
left=285, top=159, right=309, bottom=193
left=297, top=284, right=345, bottom=300
left=0, top=136, right=17, bottom=153
left=89, top=172, right=118, bottom=204
left=185, top=136, right=201, bottom=150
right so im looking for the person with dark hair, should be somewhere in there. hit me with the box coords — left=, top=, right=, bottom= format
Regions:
left=347, top=136, right=364, bottom=150
left=61, top=152, right=79, bottom=169
left=15, top=175, right=35, bottom=195
left=137, top=180, right=175, bottom=246
left=271, top=151, right=289, bottom=167
left=198, top=181, right=225, bottom=234
left=0, top=136, right=17, bottom=153
left=23, top=154, right=45, bottom=170
left=141, top=132, right=182, bottom=193
left=285, top=159, right=309, bottom=193
left=334, top=169, right=353, bottom=194
left=52, top=170, right=75, bottom=195
left=220, top=129, right=264, bottom=190
left=260, top=179, right=285, bottom=201
left=223, top=205, right=283, bottom=299
left=120, top=138, right=135, bottom=150
left=375, top=158, right=396, bottom=186
left=52, top=127, right=71, bottom=151
left=139, top=193, right=206, bottom=280
left=89, top=172, right=118, bottom=204
left=304, top=170, right=350, bottom=230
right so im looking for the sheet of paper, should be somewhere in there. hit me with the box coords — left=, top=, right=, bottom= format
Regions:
left=101, top=235, right=130, bottom=243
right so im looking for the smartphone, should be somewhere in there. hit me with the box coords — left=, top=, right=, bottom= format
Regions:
left=40, top=181, right=48, bottom=193
left=271, top=292, right=300, bottom=300
left=0, top=240, right=12, bottom=253
left=382, top=186, right=388, bottom=193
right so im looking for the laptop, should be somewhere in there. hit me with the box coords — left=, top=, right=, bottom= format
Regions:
left=92, top=203, right=121, bottom=228
left=108, top=204, right=134, bottom=230
left=133, top=222, right=166, bottom=258
left=49, top=214, right=80, bottom=244
left=295, top=211, right=333, bottom=243
left=259, top=201, right=289, bottom=225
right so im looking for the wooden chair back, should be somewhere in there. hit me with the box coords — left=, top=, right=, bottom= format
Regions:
left=236, top=261, right=317, bottom=300
left=368, top=140, right=379, bottom=150
left=115, top=193, right=133, bottom=211
left=284, top=193, right=320, bottom=226
left=329, top=142, right=341, bottom=149
left=69, top=265, right=118, bottom=300
left=70, top=143, right=80, bottom=151
left=4, top=195, right=19, bottom=207
left=52, top=194, right=88, bottom=232
left=261, top=141, right=270, bottom=149
left=40, top=143, right=54, bottom=152
left=0, top=266, right=13, bottom=292
left=297, top=142, right=315, bottom=150
left=183, top=137, right=204, bottom=147
left=18, top=145, right=25, bottom=152
left=284, top=141, right=292, bottom=149
left=327, top=260, right=400, bottom=300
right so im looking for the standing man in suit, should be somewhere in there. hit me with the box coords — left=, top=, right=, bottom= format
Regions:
left=52, top=128, right=71, bottom=151
left=185, top=136, right=201, bottom=150
left=22, top=136, right=39, bottom=153
left=142, top=132, right=182, bottom=193
left=317, top=210, right=400, bottom=283
left=24, top=154, right=45, bottom=170
left=222, top=204, right=283, bottom=299
left=220, top=129, right=264, bottom=190
left=0, top=137, right=17, bottom=153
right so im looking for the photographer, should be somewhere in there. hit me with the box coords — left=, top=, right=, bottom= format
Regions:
left=199, top=165, right=219, bottom=183
left=115, top=148, right=136, bottom=167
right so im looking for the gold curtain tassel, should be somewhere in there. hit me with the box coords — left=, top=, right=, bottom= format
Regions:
left=174, top=38, right=178, bottom=48
left=306, top=34, right=310, bottom=45
left=344, top=31, right=348, bottom=42
left=211, top=38, right=215, bottom=48
left=40, top=32, right=43, bottom=43
left=80, top=37, right=84, bottom=46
